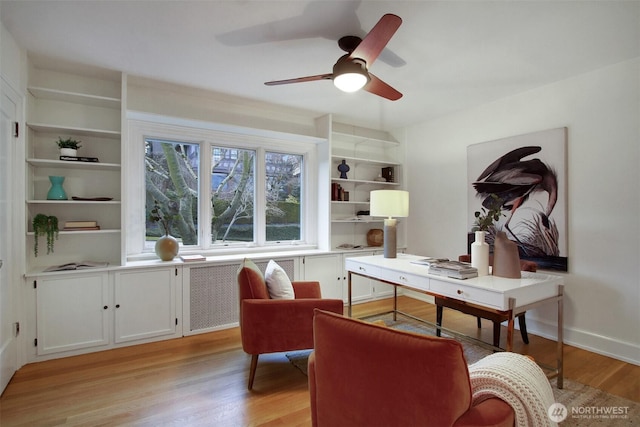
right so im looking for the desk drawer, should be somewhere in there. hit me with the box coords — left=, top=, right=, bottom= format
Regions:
left=430, top=279, right=503, bottom=309
left=345, top=259, right=380, bottom=279
left=377, top=269, right=429, bottom=292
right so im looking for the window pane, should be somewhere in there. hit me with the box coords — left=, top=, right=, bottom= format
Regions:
left=145, top=139, right=199, bottom=245
left=211, top=147, right=255, bottom=244
left=266, top=151, right=302, bottom=241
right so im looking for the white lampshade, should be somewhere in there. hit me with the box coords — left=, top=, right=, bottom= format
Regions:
left=370, top=190, right=409, bottom=219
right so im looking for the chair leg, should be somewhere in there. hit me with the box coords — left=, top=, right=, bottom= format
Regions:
left=248, top=354, right=259, bottom=390
left=518, top=314, right=529, bottom=344
left=436, top=305, right=443, bottom=337
left=477, top=317, right=482, bottom=328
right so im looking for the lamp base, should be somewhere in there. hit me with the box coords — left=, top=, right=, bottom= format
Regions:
left=383, top=218, right=398, bottom=258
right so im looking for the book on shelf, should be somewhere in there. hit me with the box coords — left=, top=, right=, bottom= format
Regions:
left=64, top=220, right=98, bottom=228
left=63, top=226, right=101, bottom=231
left=180, top=254, right=206, bottom=262
left=381, top=166, right=394, bottom=183
left=428, top=260, right=478, bottom=279
left=43, top=261, right=109, bottom=272
left=60, top=155, right=99, bottom=162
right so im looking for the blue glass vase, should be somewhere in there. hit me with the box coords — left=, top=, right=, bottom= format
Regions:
left=46, top=176, right=68, bottom=200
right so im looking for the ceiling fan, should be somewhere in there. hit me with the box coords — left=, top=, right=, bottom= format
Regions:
left=264, top=13, right=403, bottom=101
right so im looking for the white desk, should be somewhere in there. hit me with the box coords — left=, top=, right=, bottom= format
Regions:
left=345, top=253, right=564, bottom=388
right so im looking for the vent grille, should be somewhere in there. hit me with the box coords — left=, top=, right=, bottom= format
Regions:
left=189, top=259, right=295, bottom=331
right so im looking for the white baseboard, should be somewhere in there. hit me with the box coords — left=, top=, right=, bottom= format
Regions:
left=402, top=292, right=639, bottom=366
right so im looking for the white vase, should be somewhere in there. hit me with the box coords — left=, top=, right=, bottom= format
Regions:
left=471, top=230, right=490, bottom=276
left=59, top=148, right=77, bottom=157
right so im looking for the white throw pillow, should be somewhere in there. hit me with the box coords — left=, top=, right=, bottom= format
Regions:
left=265, top=260, right=295, bottom=299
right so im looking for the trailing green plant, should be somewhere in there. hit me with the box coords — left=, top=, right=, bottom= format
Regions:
left=56, top=137, right=82, bottom=150
left=472, top=194, right=505, bottom=232
left=32, top=214, right=59, bottom=256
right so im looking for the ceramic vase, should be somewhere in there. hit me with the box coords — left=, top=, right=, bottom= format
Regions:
left=471, top=230, right=490, bottom=276
left=46, top=175, right=68, bottom=200
left=155, top=234, right=179, bottom=261
left=59, top=148, right=77, bottom=157
left=492, top=231, right=521, bottom=278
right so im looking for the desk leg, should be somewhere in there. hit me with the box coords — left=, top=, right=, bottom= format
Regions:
left=348, top=271, right=353, bottom=318
left=506, top=297, right=515, bottom=352
left=557, top=285, right=564, bottom=389
left=393, top=286, right=397, bottom=321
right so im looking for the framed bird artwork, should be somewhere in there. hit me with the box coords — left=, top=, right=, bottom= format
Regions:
left=467, top=128, right=568, bottom=271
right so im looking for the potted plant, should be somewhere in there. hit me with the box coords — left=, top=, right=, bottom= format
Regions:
left=472, top=194, right=504, bottom=232
left=149, top=200, right=179, bottom=261
left=32, top=214, right=59, bottom=257
left=470, top=194, right=504, bottom=276
left=56, top=137, right=82, bottom=157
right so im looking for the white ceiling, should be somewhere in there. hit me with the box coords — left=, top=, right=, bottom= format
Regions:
left=2, top=1, right=639, bottom=131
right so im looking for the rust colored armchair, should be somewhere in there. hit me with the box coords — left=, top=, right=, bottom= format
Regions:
left=237, top=258, right=344, bottom=390
left=309, top=309, right=515, bottom=427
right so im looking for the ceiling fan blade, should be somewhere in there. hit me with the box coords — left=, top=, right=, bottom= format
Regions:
left=265, top=73, right=333, bottom=86
left=364, top=73, right=402, bottom=101
left=349, top=14, right=402, bottom=67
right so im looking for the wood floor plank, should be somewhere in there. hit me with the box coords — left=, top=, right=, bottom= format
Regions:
left=0, top=296, right=637, bottom=426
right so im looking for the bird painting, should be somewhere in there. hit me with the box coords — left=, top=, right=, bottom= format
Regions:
left=473, top=145, right=560, bottom=258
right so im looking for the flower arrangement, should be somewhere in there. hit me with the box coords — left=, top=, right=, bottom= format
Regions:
left=32, top=214, right=59, bottom=256
left=472, top=194, right=504, bottom=232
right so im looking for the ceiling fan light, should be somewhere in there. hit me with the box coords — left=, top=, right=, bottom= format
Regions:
left=334, top=72, right=369, bottom=92
left=333, top=57, right=370, bottom=93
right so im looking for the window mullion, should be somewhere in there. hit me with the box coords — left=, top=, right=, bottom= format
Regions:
left=255, top=147, right=266, bottom=246
left=202, top=142, right=212, bottom=249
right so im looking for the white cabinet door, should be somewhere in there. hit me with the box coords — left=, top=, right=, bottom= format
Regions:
left=303, top=254, right=344, bottom=300
left=114, top=267, right=178, bottom=343
left=36, top=273, right=110, bottom=355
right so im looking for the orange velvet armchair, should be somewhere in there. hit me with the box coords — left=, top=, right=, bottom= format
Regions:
left=237, top=259, right=344, bottom=390
left=309, top=310, right=515, bottom=427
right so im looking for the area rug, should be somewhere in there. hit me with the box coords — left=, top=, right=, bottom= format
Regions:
left=286, top=313, right=640, bottom=426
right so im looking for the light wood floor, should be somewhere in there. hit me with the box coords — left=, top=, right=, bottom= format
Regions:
left=1, top=297, right=638, bottom=426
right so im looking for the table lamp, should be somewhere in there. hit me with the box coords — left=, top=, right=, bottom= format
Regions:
left=370, top=190, right=409, bottom=258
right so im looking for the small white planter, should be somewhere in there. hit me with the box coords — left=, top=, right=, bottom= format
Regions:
left=59, top=148, right=78, bottom=157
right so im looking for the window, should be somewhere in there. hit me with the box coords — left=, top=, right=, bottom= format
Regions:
left=265, top=152, right=303, bottom=242
left=129, top=115, right=318, bottom=257
left=145, top=139, right=200, bottom=245
left=210, top=147, right=255, bottom=244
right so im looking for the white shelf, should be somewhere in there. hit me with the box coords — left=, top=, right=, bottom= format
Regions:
left=332, top=131, right=400, bottom=147
left=27, top=158, right=120, bottom=171
left=331, top=201, right=370, bottom=205
left=331, top=178, right=400, bottom=186
left=331, top=219, right=383, bottom=223
left=28, top=86, right=121, bottom=109
left=26, top=122, right=121, bottom=139
left=331, top=155, right=400, bottom=166
left=27, top=229, right=121, bottom=236
left=27, top=200, right=121, bottom=205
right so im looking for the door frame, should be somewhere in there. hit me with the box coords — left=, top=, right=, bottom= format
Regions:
left=0, top=76, right=25, bottom=395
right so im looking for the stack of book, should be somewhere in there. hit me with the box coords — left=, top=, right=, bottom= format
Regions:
left=60, top=155, right=99, bottom=162
left=63, top=220, right=100, bottom=231
left=428, top=260, right=478, bottom=279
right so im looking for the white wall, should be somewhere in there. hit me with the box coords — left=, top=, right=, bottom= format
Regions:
left=404, top=58, right=640, bottom=364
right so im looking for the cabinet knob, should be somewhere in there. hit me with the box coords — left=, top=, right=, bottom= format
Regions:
left=103, top=305, right=108, bottom=310
left=116, top=304, right=120, bottom=308
left=457, top=289, right=463, bottom=295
